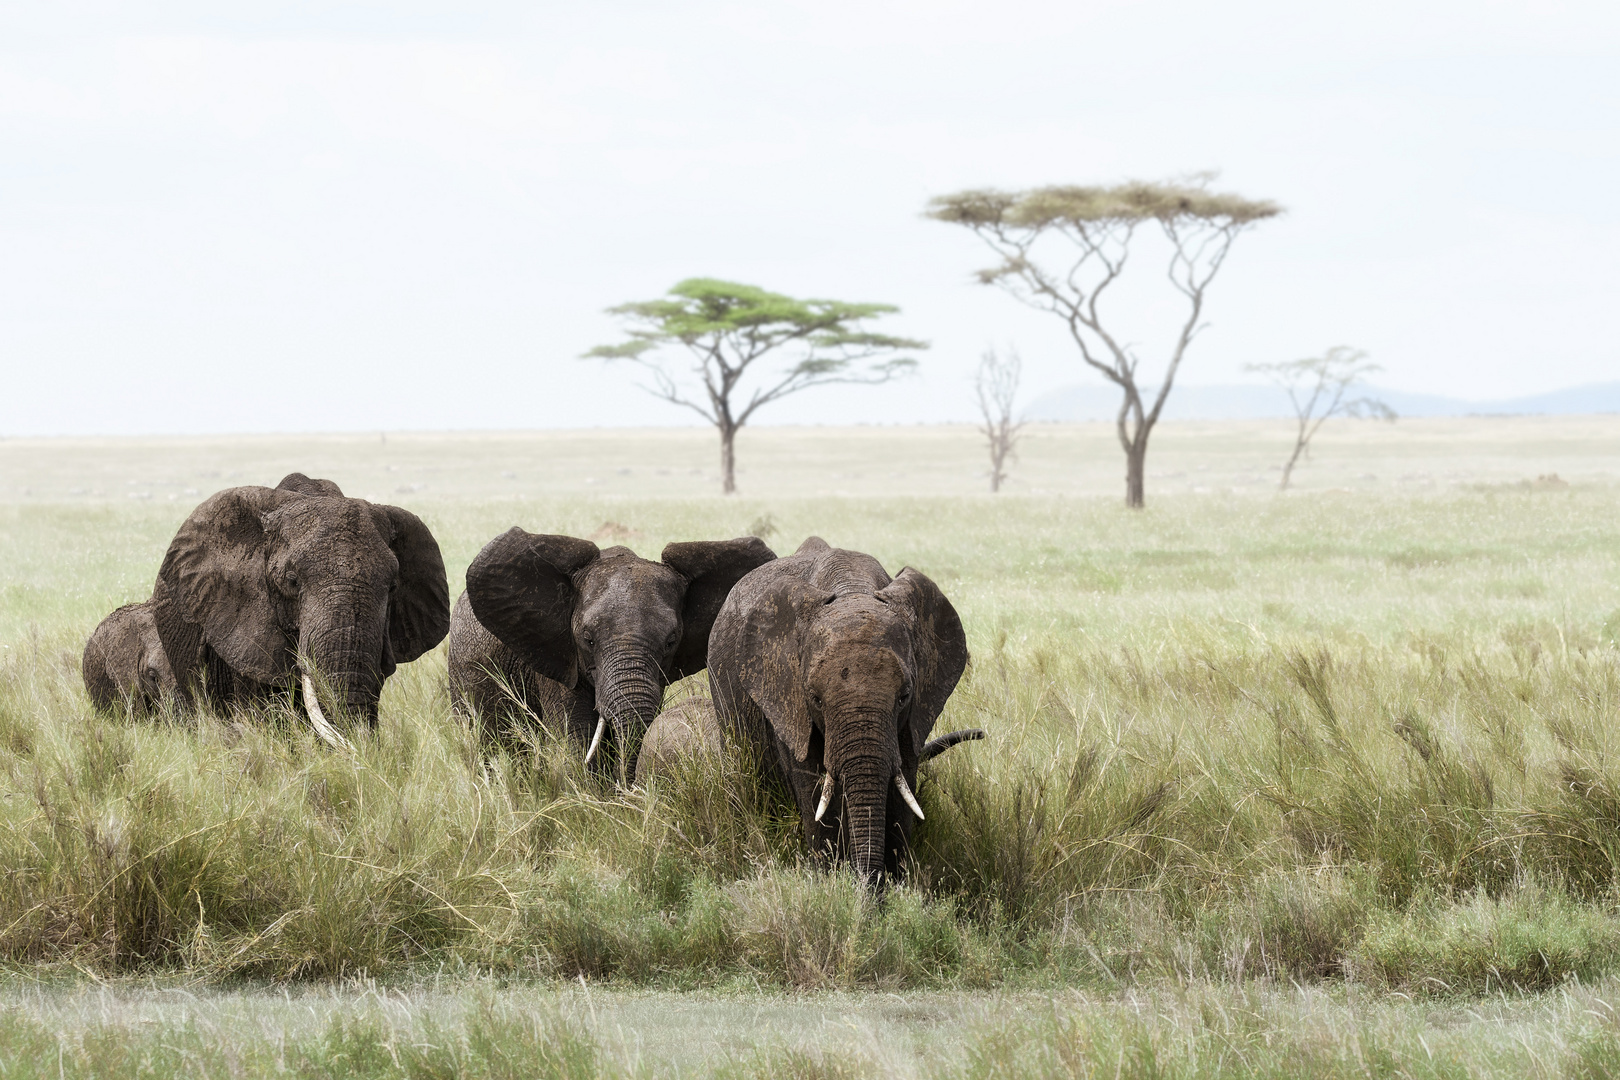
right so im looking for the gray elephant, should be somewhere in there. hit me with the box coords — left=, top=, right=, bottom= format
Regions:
left=82, top=601, right=176, bottom=715
left=147, top=473, right=449, bottom=743
left=448, top=529, right=774, bottom=773
left=634, top=696, right=725, bottom=785
left=708, top=537, right=979, bottom=886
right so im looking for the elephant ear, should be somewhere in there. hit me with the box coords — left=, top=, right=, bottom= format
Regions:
left=466, top=529, right=599, bottom=687
left=368, top=504, right=451, bottom=663
left=662, top=536, right=777, bottom=679
left=276, top=472, right=345, bottom=497
left=158, top=486, right=294, bottom=683
left=877, top=567, right=969, bottom=750
left=735, top=573, right=826, bottom=763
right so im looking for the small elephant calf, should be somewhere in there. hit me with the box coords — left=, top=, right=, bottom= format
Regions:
left=82, top=602, right=176, bottom=715
left=634, top=696, right=725, bottom=786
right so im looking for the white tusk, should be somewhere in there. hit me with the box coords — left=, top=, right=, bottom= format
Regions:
left=584, top=715, right=607, bottom=766
left=895, top=772, right=925, bottom=821
left=301, top=674, right=352, bottom=751
left=814, top=772, right=834, bottom=823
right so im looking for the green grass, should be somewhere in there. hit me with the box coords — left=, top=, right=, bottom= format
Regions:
left=4, top=978, right=1620, bottom=1078
left=2, top=420, right=1620, bottom=1075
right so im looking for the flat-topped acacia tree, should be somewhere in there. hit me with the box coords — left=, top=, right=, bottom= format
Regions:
left=927, top=179, right=1281, bottom=507
left=585, top=278, right=925, bottom=494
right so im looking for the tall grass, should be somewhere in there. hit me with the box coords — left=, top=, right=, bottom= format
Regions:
left=1, top=477, right=1619, bottom=992
left=4, top=614, right=1620, bottom=991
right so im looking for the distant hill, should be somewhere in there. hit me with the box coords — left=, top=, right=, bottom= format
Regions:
left=1021, top=382, right=1620, bottom=422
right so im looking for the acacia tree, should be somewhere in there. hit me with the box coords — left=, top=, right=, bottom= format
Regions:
left=1247, top=346, right=1395, bottom=490
left=927, top=179, right=1281, bottom=507
left=975, top=345, right=1024, bottom=493
left=585, top=279, right=925, bottom=494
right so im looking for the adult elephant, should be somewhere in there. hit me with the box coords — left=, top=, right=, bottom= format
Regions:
left=149, top=473, right=449, bottom=742
left=708, top=537, right=976, bottom=887
left=449, top=529, right=774, bottom=774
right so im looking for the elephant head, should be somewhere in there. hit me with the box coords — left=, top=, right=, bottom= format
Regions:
left=155, top=473, right=449, bottom=736
left=709, top=537, right=970, bottom=886
left=82, top=602, right=175, bottom=715
left=464, top=529, right=774, bottom=774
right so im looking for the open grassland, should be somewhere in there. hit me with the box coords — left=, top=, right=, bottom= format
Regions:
left=2, top=417, right=1620, bottom=1076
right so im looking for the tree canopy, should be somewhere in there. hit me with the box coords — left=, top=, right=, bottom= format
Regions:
left=585, top=278, right=925, bottom=493
left=927, top=180, right=1282, bottom=232
left=927, top=177, right=1280, bottom=508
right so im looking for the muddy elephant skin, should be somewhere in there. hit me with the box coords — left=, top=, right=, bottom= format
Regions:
left=147, top=472, right=450, bottom=736
left=82, top=602, right=176, bottom=715
left=450, top=530, right=774, bottom=775
left=708, top=536, right=972, bottom=886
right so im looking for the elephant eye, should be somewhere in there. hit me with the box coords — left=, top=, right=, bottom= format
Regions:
left=665, top=631, right=678, bottom=650
left=583, top=635, right=596, bottom=649
left=898, top=686, right=912, bottom=704
left=810, top=692, right=823, bottom=708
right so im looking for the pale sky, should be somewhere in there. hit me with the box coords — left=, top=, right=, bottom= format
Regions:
left=2, top=1, right=1616, bottom=435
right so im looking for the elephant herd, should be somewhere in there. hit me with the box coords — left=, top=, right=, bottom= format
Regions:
left=82, top=474, right=982, bottom=885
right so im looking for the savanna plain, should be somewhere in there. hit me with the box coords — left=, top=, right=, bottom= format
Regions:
left=3, top=417, right=1620, bottom=1078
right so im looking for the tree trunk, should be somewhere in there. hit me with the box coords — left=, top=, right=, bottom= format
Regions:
left=1125, top=441, right=1146, bottom=508
left=719, top=424, right=737, bottom=495
left=1279, top=435, right=1307, bottom=490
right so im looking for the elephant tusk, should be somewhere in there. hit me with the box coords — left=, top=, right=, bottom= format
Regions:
left=584, top=714, right=607, bottom=766
left=301, top=674, right=353, bottom=751
left=894, top=772, right=925, bottom=821
left=814, top=772, right=834, bottom=823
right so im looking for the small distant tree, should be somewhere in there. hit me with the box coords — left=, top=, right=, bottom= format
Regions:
left=927, top=177, right=1281, bottom=508
left=1247, top=346, right=1395, bottom=490
left=585, top=279, right=925, bottom=494
left=975, top=346, right=1024, bottom=492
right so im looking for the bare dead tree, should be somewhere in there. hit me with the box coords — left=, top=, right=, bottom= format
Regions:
left=928, top=178, right=1280, bottom=508
left=975, top=346, right=1024, bottom=492
left=1247, top=346, right=1395, bottom=490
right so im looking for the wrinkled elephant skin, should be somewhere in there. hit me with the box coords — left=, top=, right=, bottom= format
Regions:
left=141, top=472, right=449, bottom=739
left=450, top=530, right=774, bottom=778
left=708, top=537, right=972, bottom=887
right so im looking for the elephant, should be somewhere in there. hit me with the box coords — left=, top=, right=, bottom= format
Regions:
left=146, top=472, right=450, bottom=743
left=82, top=601, right=176, bottom=715
left=448, top=529, right=775, bottom=775
left=633, top=695, right=725, bottom=785
left=708, top=536, right=979, bottom=886
left=635, top=695, right=981, bottom=789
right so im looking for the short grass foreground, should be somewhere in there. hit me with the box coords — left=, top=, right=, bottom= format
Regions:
left=2, top=425, right=1620, bottom=1075
left=8, top=978, right=1620, bottom=1079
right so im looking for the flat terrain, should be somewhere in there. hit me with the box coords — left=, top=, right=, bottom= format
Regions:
left=5, top=414, right=1618, bottom=504
left=2, top=417, right=1619, bottom=1077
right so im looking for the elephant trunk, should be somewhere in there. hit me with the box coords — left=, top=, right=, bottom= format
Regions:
left=299, top=592, right=390, bottom=730
left=593, top=647, right=665, bottom=778
left=825, top=712, right=901, bottom=888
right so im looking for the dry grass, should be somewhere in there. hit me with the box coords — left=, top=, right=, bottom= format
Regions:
left=1, top=419, right=1619, bottom=1073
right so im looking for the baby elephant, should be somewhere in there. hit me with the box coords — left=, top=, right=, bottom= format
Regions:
left=82, top=602, right=176, bottom=715
left=449, top=530, right=775, bottom=774
left=633, top=696, right=725, bottom=786
left=709, top=536, right=980, bottom=887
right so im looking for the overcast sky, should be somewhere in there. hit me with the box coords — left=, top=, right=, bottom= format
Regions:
left=2, top=1, right=1616, bottom=436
